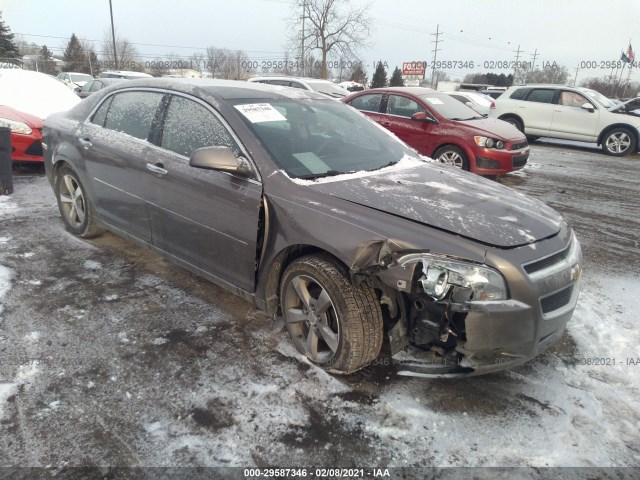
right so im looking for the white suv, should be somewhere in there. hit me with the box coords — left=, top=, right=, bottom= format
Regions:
left=490, top=85, right=640, bottom=156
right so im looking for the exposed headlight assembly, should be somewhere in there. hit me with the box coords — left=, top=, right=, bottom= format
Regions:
left=0, top=117, right=32, bottom=135
left=417, top=256, right=508, bottom=302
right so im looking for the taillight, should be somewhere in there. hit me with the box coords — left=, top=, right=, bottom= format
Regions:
left=490, top=102, right=496, bottom=109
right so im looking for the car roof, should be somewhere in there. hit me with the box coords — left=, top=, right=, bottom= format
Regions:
left=104, top=77, right=328, bottom=100
left=366, top=87, right=438, bottom=95
left=249, top=76, right=336, bottom=84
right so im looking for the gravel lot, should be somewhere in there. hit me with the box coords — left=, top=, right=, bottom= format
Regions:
left=0, top=142, right=638, bottom=475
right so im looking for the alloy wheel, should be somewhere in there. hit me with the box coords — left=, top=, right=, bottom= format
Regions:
left=59, top=174, right=86, bottom=229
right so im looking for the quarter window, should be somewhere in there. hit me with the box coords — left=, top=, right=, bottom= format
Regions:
left=347, top=93, right=383, bottom=112
left=509, top=88, right=529, bottom=100
left=161, top=95, right=239, bottom=158
left=90, top=96, right=113, bottom=127
left=103, top=91, right=163, bottom=140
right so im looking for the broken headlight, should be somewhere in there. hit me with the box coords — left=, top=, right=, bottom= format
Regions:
left=418, top=257, right=507, bottom=301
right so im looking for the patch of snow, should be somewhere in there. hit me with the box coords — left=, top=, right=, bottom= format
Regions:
left=83, top=260, right=102, bottom=271
left=290, top=154, right=426, bottom=185
left=0, top=236, right=11, bottom=244
left=27, top=279, right=42, bottom=286
left=0, top=383, right=18, bottom=420
left=18, top=252, right=35, bottom=258
left=152, top=337, right=168, bottom=345
left=104, top=294, right=119, bottom=301
left=25, top=331, right=40, bottom=341
left=422, top=181, right=460, bottom=193
left=0, top=264, right=13, bottom=317
left=0, top=196, right=19, bottom=216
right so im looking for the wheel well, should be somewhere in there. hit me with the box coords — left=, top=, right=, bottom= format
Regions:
left=262, top=245, right=347, bottom=316
left=597, top=124, right=639, bottom=147
left=498, top=113, right=523, bottom=126
left=51, top=159, right=71, bottom=188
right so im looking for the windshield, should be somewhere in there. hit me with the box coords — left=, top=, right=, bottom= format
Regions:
left=581, top=88, right=617, bottom=108
left=419, top=93, right=483, bottom=120
left=466, top=93, right=493, bottom=106
left=305, top=81, right=348, bottom=98
left=70, top=74, right=93, bottom=83
left=232, top=98, right=416, bottom=179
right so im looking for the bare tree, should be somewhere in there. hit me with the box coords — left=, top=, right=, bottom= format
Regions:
left=102, top=30, right=141, bottom=71
left=206, top=46, right=228, bottom=78
left=289, top=0, right=372, bottom=79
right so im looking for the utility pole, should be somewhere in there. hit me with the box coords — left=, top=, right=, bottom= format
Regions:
left=513, top=44, right=523, bottom=82
left=430, top=24, right=442, bottom=89
left=109, top=0, right=118, bottom=70
left=527, top=48, right=538, bottom=83
left=300, top=0, right=306, bottom=76
left=573, top=67, right=579, bottom=86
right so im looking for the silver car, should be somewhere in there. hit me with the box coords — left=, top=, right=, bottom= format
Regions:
left=43, top=79, right=582, bottom=377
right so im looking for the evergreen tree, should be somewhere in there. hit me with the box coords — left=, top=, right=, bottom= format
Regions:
left=350, top=64, right=367, bottom=85
left=39, top=45, right=57, bottom=75
left=389, top=66, right=404, bottom=87
left=370, top=61, right=388, bottom=88
left=0, top=13, right=21, bottom=66
left=62, top=33, right=87, bottom=73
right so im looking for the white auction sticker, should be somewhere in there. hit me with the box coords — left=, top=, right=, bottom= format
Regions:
left=235, top=103, right=287, bottom=123
left=424, top=97, right=444, bottom=105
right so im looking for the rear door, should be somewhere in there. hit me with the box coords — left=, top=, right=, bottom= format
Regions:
left=519, top=88, right=556, bottom=136
left=549, top=90, right=600, bottom=141
left=79, top=90, right=165, bottom=242
left=145, top=93, right=263, bottom=292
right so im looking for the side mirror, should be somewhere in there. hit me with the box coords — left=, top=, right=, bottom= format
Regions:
left=411, top=111, right=432, bottom=122
left=189, top=146, right=251, bottom=177
left=466, top=101, right=474, bottom=108
left=581, top=102, right=595, bottom=112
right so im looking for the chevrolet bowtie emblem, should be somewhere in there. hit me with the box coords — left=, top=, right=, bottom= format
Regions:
left=571, top=264, right=582, bottom=282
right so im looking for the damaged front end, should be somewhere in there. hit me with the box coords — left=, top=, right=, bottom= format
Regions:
left=352, top=235, right=581, bottom=377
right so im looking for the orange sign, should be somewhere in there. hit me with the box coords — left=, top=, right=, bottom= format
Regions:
left=402, top=61, right=426, bottom=76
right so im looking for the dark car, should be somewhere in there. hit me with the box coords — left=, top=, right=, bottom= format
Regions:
left=43, top=79, right=582, bottom=377
left=344, top=87, right=529, bottom=176
left=77, top=78, right=125, bottom=99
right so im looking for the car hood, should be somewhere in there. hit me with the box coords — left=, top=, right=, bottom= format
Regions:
left=305, top=162, right=563, bottom=248
left=0, top=106, right=43, bottom=128
left=454, top=117, right=524, bottom=141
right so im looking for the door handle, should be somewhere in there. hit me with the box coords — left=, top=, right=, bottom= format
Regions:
left=146, top=163, right=168, bottom=176
left=78, top=138, right=92, bottom=150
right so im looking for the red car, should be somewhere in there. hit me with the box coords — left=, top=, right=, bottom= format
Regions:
left=0, top=106, right=44, bottom=162
left=0, top=69, right=80, bottom=163
left=343, top=87, right=529, bottom=175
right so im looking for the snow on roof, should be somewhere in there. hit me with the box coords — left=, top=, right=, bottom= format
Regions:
left=0, top=69, right=80, bottom=119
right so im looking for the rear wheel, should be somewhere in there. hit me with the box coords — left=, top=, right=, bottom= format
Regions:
left=434, top=145, right=469, bottom=171
left=501, top=115, right=523, bottom=132
left=279, top=254, right=383, bottom=374
left=602, top=128, right=636, bottom=156
left=55, top=164, right=103, bottom=238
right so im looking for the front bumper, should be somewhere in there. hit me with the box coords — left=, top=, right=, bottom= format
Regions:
left=471, top=145, right=530, bottom=175
left=391, top=228, right=582, bottom=377
left=10, top=130, right=44, bottom=162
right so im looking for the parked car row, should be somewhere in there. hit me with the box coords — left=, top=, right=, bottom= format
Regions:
left=41, top=78, right=583, bottom=377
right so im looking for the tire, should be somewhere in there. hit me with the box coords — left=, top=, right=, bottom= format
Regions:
left=526, top=135, right=540, bottom=142
left=434, top=145, right=470, bottom=171
left=54, top=164, right=103, bottom=238
left=279, top=254, right=383, bottom=374
left=502, top=115, right=523, bottom=132
left=602, top=128, right=636, bottom=156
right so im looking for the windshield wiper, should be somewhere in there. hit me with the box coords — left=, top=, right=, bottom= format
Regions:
left=296, top=169, right=345, bottom=180
left=451, top=116, right=481, bottom=121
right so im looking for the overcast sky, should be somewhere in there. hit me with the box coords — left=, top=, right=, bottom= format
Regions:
left=2, top=0, right=639, bottom=84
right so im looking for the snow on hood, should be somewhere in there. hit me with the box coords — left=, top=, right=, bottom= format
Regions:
left=306, top=162, right=563, bottom=248
left=0, top=69, right=80, bottom=119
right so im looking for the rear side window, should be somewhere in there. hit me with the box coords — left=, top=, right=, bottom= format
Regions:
left=161, top=95, right=239, bottom=158
left=509, top=88, right=529, bottom=100
left=103, top=91, right=164, bottom=140
left=526, top=89, right=555, bottom=104
left=90, top=81, right=103, bottom=92
left=348, top=93, right=383, bottom=112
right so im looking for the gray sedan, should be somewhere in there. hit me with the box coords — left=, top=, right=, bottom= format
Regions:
left=42, top=79, right=582, bottom=377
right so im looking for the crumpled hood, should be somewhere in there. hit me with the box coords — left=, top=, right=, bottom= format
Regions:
left=306, top=163, right=563, bottom=248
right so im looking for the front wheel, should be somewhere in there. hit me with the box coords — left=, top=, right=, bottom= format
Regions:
left=279, top=254, right=383, bottom=374
left=434, top=145, right=470, bottom=171
left=54, top=164, right=103, bottom=238
left=602, top=128, right=636, bottom=156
